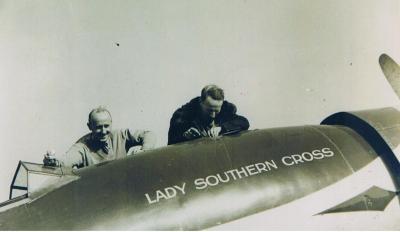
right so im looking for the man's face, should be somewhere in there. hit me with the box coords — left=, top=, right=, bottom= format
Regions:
left=200, top=96, right=223, bottom=119
left=88, top=112, right=112, bottom=143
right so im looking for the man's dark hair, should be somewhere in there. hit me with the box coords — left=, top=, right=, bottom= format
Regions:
left=88, top=106, right=112, bottom=125
left=200, top=84, right=225, bottom=101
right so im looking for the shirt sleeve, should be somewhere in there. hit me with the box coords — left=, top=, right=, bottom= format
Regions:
left=168, top=98, right=199, bottom=145
left=220, top=103, right=250, bottom=134
left=168, top=109, right=195, bottom=145
left=60, top=144, right=86, bottom=168
left=126, top=129, right=157, bottom=150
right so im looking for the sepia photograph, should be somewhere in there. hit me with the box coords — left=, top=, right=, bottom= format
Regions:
left=0, top=0, right=399, bottom=230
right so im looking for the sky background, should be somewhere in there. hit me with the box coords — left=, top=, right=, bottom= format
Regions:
left=0, top=0, right=399, bottom=202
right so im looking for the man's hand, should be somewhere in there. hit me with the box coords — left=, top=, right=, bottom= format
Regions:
left=207, top=126, right=222, bottom=138
left=128, top=145, right=145, bottom=155
left=183, top=127, right=201, bottom=139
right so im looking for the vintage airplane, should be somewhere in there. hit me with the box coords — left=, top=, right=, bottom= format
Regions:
left=0, top=54, right=399, bottom=230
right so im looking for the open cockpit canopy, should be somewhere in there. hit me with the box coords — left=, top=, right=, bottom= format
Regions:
left=3, top=161, right=76, bottom=208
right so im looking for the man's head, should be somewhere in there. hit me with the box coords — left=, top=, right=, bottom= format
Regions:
left=200, top=84, right=224, bottom=119
left=87, top=106, right=112, bottom=143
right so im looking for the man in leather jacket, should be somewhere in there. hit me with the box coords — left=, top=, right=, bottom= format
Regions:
left=168, top=85, right=249, bottom=145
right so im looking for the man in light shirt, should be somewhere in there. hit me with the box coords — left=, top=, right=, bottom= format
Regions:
left=46, top=106, right=156, bottom=169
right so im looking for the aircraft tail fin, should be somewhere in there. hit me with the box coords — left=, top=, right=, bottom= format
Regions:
left=379, top=54, right=400, bottom=100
